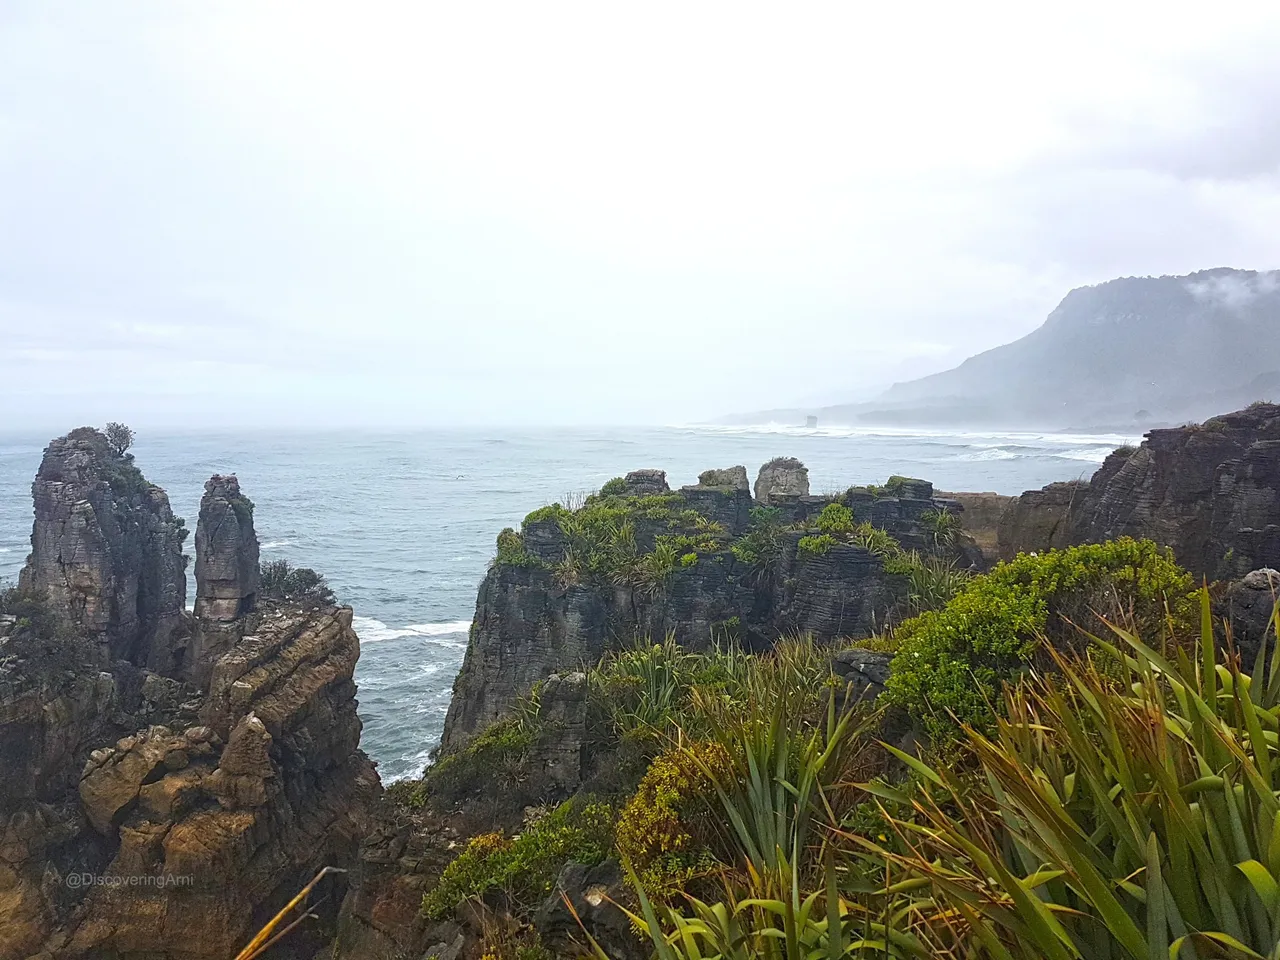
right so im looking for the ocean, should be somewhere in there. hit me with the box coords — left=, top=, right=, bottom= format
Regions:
left=0, top=423, right=1137, bottom=782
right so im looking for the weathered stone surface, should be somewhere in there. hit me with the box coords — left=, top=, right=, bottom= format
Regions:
left=998, top=404, right=1280, bottom=578
left=534, top=672, right=587, bottom=793
left=996, top=481, right=1088, bottom=561
left=832, top=648, right=894, bottom=702
left=0, top=433, right=380, bottom=960
left=754, top=457, right=810, bottom=503
left=19, top=427, right=188, bottom=672
left=194, top=475, right=261, bottom=622
left=774, top=535, right=903, bottom=640
left=696, top=465, right=750, bottom=491
left=620, top=469, right=669, bottom=496
left=535, top=860, right=645, bottom=960
left=1225, top=569, right=1280, bottom=664
left=939, top=491, right=1014, bottom=561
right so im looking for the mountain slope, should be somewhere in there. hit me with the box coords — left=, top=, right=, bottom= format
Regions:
left=854, top=268, right=1280, bottom=427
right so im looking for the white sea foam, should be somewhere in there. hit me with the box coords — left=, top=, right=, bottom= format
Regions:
left=259, top=539, right=295, bottom=550
left=954, top=448, right=1019, bottom=462
left=353, top=616, right=471, bottom=645
left=1055, top=447, right=1115, bottom=464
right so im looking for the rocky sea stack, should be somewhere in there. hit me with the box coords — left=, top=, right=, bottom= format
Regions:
left=0, top=428, right=379, bottom=960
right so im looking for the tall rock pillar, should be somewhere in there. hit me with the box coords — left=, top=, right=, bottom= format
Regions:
left=193, top=475, right=261, bottom=621
left=19, top=427, right=188, bottom=671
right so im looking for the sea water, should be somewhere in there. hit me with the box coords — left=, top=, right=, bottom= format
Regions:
left=0, top=423, right=1137, bottom=781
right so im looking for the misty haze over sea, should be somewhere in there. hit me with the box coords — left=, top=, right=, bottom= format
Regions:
left=0, top=424, right=1134, bottom=781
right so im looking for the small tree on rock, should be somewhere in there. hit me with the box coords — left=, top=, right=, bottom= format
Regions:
left=104, top=422, right=136, bottom=457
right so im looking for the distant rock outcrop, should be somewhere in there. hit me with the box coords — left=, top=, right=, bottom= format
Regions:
left=0, top=432, right=379, bottom=960
left=997, top=403, right=1280, bottom=579
left=19, top=427, right=188, bottom=672
left=754, top=457, right=809, bottom=503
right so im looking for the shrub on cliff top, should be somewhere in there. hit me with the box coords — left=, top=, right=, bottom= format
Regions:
left=814, top=501, right=854, bottom=535
left=104, top=421, right=135, bottom=457
left=884, top=537, right=1195, bottom=738
left=421, top=799, right=614, bottom=920
left=258, top=559, right=337, bottom=606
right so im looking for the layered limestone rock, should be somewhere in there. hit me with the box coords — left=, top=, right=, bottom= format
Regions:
left=19, top=427, right=188, bottom=672
left=440, top=459, right=959, bottom=750
left=193, top=475, right=260, bottom=622
left=695, top=465, right=750, bottom=491
left=997, top=404, right=1280, bottom=578
left=619, top=469, right=669, bottom=496
left=0, top=433, right=379, bottom=960
left=938, top=491, right=1014, bottom=561
left=754, top=456, right=809, bottom=503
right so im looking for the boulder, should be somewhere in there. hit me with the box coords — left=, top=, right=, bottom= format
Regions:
left=620, top=469, right=669, bottom=496
left=832, top=648, right=894, bottom=702
left=754, top=457, right=810, bottom=504
left=696, top=466, right=750, bottom=491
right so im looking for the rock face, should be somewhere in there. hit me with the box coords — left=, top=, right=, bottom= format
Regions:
left=440, top=459, right=960, bottom=750
left=1224, top=569, right=1280, bottom=664
left=620, top=469, right=669, bottom=496
left=695, top=466, right=750, bottom=491
left=19, top=427, right=188, bottom=672
left=998, top=404, right=1280, bottom=579
left=939, top=491, right=1014, bottom=561
left=0, top=434, right=379, bottom=960
left=754, top=457, right=810, bottom=503
left=193, top=475, right=260, bottom=622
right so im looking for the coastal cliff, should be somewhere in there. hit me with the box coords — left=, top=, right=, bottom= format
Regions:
left=997, top=402, right=1280, bottom=578
left=0, top=429, right=379, bottom=960
left=440, top=464, right=969, bottom=751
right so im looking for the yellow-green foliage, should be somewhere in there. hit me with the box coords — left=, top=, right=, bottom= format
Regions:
left=493, top=527, right=541, bottom=568
left=520, top=492, right=723, bottom=589
left=616, top=741, right=730, bottom=900
left=885, top=537, right=1194, bottom=737
left=814, top=502, right=855, bottom=535
left=797, top=533, right=838, bottom=556
left=421, top=801, right=614, bottom=920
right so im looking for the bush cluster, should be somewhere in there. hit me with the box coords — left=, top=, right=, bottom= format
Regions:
left=421, top=800, right=614, bottom=919
left=258, top=559, right=337, bottom=606
left=885, top=537, right=1194, bottom=737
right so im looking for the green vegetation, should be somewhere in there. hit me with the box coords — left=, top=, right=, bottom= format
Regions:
left=885, top=537, right=1194, bottom=737
left=422, top=714, right=541, bottom=805
left=730, top=505, right=785, bottom=571
left=599, top=476, right=628, bottom=496
left=104, top=421, right=135, bottom=457
left=814, top=502, right=855, bottom=535
left=422, top=799, right=614, bottom=919
left=493, top=489, right=727, bottom=590
left=797, top=533, right=838, bottom=556
left=257, top=558, right=337, bottom=606
left=0, top=584, right=62, bottom=638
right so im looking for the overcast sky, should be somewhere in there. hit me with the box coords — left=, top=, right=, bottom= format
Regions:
left=2, top=2, right=1279, bottom=428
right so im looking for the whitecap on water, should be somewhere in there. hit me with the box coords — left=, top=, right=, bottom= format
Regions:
left=352, top=616, right=471, bottom=645
left=259, top=539, right=295, bottom=550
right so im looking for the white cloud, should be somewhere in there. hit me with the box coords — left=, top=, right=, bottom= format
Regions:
left=1, top=0, right=1279, bottom=427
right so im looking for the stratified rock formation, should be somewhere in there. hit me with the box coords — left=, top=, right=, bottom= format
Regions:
left=754, top=456, right=809, bottom=503
left=193, top=475, right=260, bottom=622
left=0, top=432, right=378, bottom=960
left=997, top=403, right=1280, bottom=578
left=19, top=427, right=187, bottom=672
left=440, top=460, right=961, bottom=750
